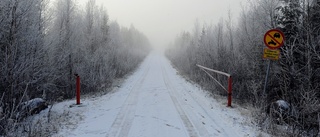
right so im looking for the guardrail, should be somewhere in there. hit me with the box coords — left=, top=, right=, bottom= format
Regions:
left=196, top=64, right=232, bottom=107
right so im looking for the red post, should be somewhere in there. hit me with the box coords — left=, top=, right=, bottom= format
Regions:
left=227, top=76, right=232, bottom=107
left=76, top=75, right=81, bottom=105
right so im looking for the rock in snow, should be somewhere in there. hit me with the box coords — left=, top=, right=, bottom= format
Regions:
left=276, top=100, right=290, bottom=112
left=15, top=98, right=48, bottom=121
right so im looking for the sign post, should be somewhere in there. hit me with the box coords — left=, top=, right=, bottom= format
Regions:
left=263, top=60, right=271, bottom=96
left=263, top=29, right=285, bottom=96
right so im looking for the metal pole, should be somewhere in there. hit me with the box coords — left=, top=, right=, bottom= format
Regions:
left=227, top=76, right=232, bottom=107
left=76, top=75, right=81, bottom=105
left=263, top=60, right=271, bottom=96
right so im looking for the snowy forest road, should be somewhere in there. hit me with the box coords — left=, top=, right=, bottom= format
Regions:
left=56, top=51, right=260, bottom=137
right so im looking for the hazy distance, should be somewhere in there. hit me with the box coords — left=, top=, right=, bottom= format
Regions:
left=86, top=0, right=245, bottom=49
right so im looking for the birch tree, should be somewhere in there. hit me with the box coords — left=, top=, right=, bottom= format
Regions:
left=0, top=0, right=49, bottom=134
left=1, top=0, right=151, bottom=135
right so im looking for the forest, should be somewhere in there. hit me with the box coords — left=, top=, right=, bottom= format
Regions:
left=0, top=0, right=150, bottom=135
left=166, top=0, right=320, bottom=136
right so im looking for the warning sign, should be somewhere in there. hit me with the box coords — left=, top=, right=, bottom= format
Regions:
left=263, top=48, right=280, bottom=60
left=264, top=29, right=285, bottom=49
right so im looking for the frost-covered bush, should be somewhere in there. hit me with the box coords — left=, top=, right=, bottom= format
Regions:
left=166, top=0, right=320, bottom=136
left=0, top=0, right=150, bottom=136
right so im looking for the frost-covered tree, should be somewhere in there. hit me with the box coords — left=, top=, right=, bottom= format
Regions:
left=0, top=0, right=151, bottom=135
left=0, top=0, right=50, bottom=134
left=44, top=0, right=78, bottom=99
left=276, top=0, right=302, bottom=37
left=275, top=0, right=308, bottom=104
left=166, top=0, right=319, bottom=135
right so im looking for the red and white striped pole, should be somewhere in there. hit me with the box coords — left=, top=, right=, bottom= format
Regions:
left=227, top=76, right=232, bottom=107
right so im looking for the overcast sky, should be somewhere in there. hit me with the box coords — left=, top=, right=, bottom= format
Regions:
left=91, top=0, right=246, bottom=48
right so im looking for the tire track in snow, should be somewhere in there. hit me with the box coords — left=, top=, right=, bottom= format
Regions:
left=162, top=57, right=232, bottom=137
left=106, top=62, right=150, bottom=137
left=162, top=66, right=202, bottom=137
left=179, top=80, right=231, bottom=137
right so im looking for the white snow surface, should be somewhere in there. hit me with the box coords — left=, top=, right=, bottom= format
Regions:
left=49, top=51, right=266, bottom=137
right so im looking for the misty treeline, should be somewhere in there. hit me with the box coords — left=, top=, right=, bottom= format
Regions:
left=0, top=0, right=150, bottom=135
left=166, top=0, right=320, bottom=136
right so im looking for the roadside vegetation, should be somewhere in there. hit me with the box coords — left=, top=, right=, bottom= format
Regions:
left=0, top=0, right=151, bottom=135
left=166, top=0, right=320, bottom=136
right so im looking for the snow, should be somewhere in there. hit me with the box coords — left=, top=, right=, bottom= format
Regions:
left=276, top=100, right=290, bottom=111
left=21, top=98, right=46, bottom=109
left=43, top=51, right=267, bottom=137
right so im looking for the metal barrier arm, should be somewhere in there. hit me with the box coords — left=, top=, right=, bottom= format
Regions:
left=200, top=68, right=228, bottom=92
left=196, top=64, right=230, bottom=77
left=196, top=64, right=232, bottom=107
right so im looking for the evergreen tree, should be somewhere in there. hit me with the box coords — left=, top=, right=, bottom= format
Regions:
left=275, top=0, right=303, bottom=101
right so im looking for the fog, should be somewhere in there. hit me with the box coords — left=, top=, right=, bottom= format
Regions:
left=91, top=0, right=245, bottom=49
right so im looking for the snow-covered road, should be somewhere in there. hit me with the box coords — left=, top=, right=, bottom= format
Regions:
left=54, top=51, right=263, bottom=137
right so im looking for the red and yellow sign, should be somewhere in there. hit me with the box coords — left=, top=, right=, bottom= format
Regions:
left=264, top=29, right=285, bottom=49
left=263, top=48, right=280, bottom=60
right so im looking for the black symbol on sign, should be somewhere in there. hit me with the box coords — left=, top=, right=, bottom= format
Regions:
left=274, top=33, right=280, bottom=38
left=268, top=40, right=277, bottom=45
